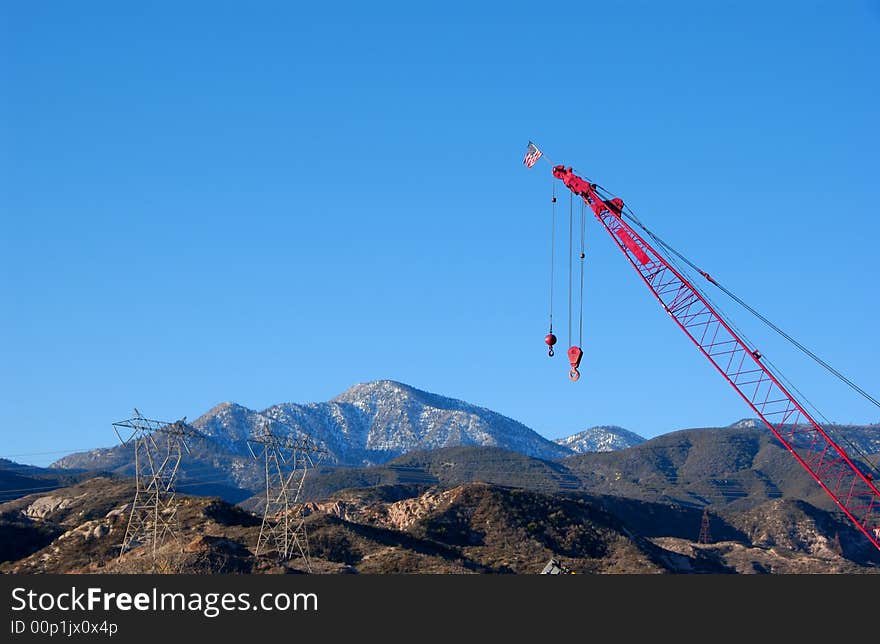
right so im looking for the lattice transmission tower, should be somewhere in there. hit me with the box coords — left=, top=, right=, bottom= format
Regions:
left=113, top=409, right=202, bottom=556
left=698, top=507, right=713, bottom=544
left=247, top=420, right=327, bottom=569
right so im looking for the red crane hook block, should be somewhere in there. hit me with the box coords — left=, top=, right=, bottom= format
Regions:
left=567, top=346, right=583, bottom=381
left=545, top=333, right=557, bottom=357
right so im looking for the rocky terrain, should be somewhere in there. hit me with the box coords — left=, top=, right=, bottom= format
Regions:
left=6, top=382, right=877, bottom=574
left=247, top=424, right=874, bottom=515
left=1, top=475, right=877, bottom=574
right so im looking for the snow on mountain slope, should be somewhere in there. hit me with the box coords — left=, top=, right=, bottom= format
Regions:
left=555, top=425, right=646, bottom=453
left=261, top=380, right=572, bottom=464
left=56, top=381, right=572, bottom=471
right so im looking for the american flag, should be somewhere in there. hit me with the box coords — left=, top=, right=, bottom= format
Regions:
left=523, top=141, right=542, bottom=168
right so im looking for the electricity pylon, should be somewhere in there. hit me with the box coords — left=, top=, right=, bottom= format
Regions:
left=698, top=507, right=713, bottom=544
left=113, top=409, right=202, bottom=556
left=247, top=419, right=326, bottom=570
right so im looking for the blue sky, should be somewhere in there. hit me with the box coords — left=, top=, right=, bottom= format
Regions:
left=2, top=2, right=878, bottom=465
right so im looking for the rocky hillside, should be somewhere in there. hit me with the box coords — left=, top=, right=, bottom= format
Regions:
left=283, top=446, right=581, bottom=507
left=293, top=425, right=877, bottom=515
left=555, top=425, right=646, bottom=453
left=564, top=426, right=828, bottom=510
left=2, top=477, right=876, bottom=574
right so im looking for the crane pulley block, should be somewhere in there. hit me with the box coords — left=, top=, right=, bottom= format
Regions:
left=567, top=345, right=583, bottom=381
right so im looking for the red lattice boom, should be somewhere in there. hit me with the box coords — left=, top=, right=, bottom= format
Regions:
left=552, top=165, right=880, bottom=550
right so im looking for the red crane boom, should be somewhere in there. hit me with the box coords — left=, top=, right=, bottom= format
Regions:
left=551, top=164, right=880, bottom=550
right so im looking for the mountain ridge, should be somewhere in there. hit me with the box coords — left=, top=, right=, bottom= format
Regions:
left=53, top=380, right=573, bottom=478
left=555, top=425, right=647, bottom=453
left=47, top=382, right=880, bottom=513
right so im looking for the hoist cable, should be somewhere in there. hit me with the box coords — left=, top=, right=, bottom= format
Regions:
left=549, top=181, right=556, bottom=333
left=578, top=200, right=585, bottom=347
left=568, top=191, right=573, bottom=349
left=580, top=177, right=880, bottom=414
left=585, top=181, right=880, bottom=474
left=620, top=207, right=880, bottom=413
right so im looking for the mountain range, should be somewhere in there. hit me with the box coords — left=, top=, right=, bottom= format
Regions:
left=4, top=380, right=879, bottom=573
left=49, top=380, right=878, bottom=508
left=52, top=380, right=643, bottom=496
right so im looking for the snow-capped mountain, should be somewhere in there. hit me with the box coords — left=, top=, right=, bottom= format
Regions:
left=55, top=381, right=572, bottom=473
left=730, top=418, right=762, bottom=429
left=260, top=380, right=572, bottom=464
left=555, top=425, right=646, bottom=453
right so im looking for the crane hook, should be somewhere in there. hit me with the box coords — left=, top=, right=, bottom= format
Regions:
left=567, top=346, right=583, bottom=382
left=545, top=332, right=557, bottom=357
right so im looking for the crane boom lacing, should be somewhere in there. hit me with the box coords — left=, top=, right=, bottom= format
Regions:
left=550, top=163, right=880, bottom=551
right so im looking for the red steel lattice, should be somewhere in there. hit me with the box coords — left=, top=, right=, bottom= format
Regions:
left=552, top=165, right=880, bottom=550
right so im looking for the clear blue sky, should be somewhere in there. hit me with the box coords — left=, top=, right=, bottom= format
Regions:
left=2, top=2, right=878, bottom=466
